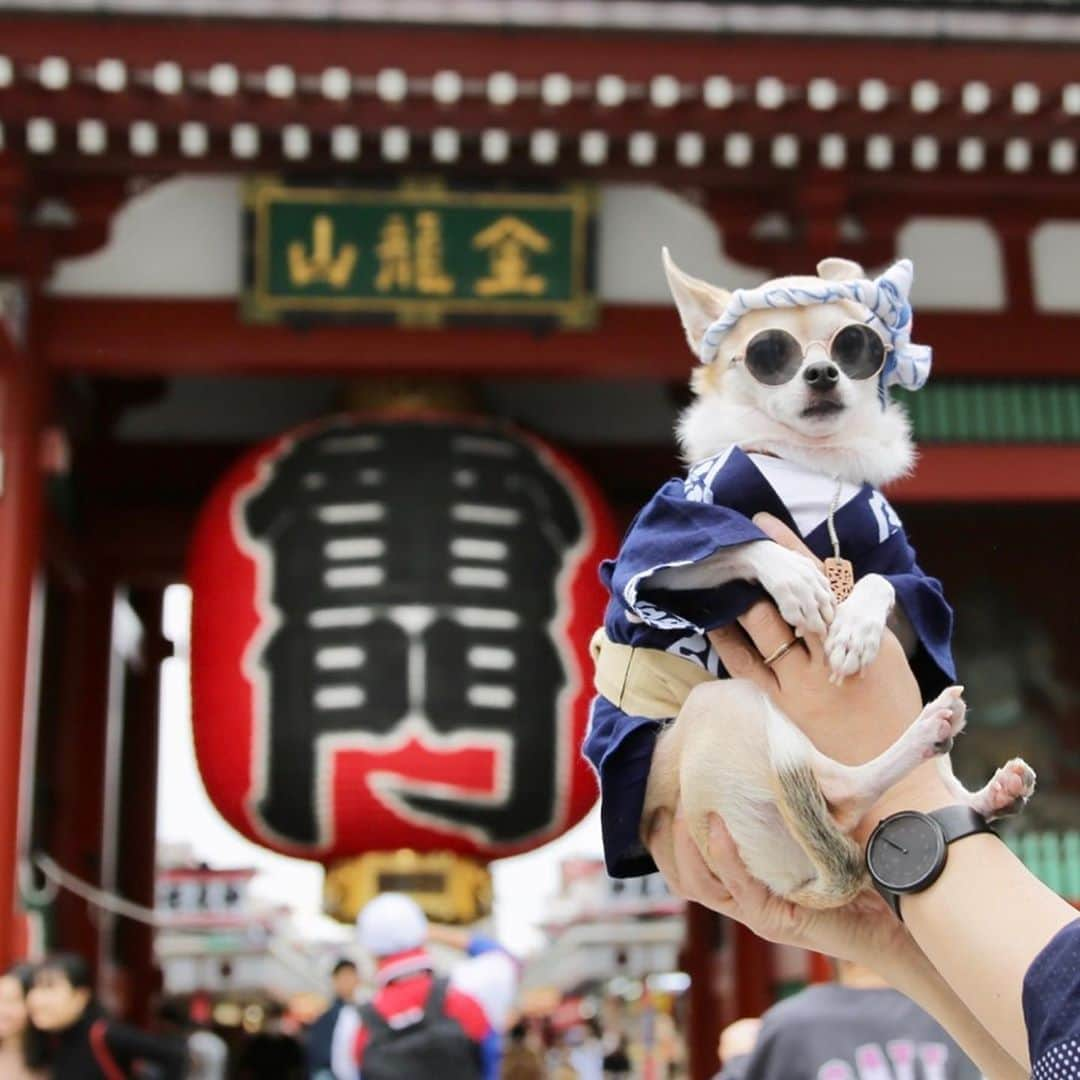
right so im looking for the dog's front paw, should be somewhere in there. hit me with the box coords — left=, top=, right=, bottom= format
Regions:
left=824, top=574, right=894, bottom=682
left=754, top=545, right=835, bottom=637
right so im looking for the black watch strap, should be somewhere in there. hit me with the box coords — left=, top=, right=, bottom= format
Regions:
left=932, top=804, right=995, bottom=844
left=878, top=805, right=994, bottom=920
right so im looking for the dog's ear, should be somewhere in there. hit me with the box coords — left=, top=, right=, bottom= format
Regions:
left=662, top=247, right=732, bottom=357
left=816, top=257, right=865, bottom=282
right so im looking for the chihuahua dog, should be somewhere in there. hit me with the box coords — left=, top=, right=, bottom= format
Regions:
left=591, top=252, right=1035, bottom=908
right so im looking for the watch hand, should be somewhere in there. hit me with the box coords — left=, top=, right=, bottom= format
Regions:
left=884, top=837, right=909, bottom=855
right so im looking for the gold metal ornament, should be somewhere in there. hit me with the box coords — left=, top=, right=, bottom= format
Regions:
left=323, top=850, right=493, bottom=925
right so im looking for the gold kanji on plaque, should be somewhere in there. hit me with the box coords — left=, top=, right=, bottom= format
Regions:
left=414, top=211, right=455, bottom=296
left=374, top=212, right=456, bottom=295
left=288, top=215, right=358, bottom=289
left=472, top=216, right=551, bottom=297
left=375, top=213, right=413, bottom=293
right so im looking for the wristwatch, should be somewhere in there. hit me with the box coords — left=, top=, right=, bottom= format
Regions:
left=866, top=805, right=995, bottom=920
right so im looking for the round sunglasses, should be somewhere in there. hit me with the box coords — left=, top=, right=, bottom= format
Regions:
left=733, top=323, right=889, bottom=386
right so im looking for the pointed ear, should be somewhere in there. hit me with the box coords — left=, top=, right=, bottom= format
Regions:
left=662, top=247, right=732, bottom=357
left=816, top=257, right=865, bottom=282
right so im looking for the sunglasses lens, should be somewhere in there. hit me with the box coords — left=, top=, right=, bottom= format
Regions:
left=831, top=324, right=885, bottom=380
left=744, top=330, right=803, bottom=385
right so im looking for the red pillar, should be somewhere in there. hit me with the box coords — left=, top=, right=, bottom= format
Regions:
left=113, top=588, right=167, bottom=1024
left=0, top=295, right=45, bottom=968
left=732, top=923, right=773, bottom=1019
left=681, top=903, right=724, bottom=1080
left=45, top=581, right=115, bottom=978
left=682, top=907, right=776, bottom=1080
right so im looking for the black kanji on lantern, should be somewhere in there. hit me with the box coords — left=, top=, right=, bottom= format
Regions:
left=239, top=418, right=586, bottom=848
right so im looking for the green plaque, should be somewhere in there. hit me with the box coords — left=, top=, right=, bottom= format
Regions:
left=243, top=177, right=597, bottom=328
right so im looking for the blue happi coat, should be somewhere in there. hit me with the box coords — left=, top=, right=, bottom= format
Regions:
left=583, top=445, right=955, bottom=878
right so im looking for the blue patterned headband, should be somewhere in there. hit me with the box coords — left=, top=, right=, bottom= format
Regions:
left=698, top=258, right=932, bottom=393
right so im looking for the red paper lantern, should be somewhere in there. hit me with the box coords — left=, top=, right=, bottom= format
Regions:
left=188, top=413, right=616, bottom=918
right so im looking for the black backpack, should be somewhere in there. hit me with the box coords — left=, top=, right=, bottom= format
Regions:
left=359, top=976, right=483, bottom=1080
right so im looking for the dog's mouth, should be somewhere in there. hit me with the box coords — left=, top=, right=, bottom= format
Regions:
left=800, top=398, right=846, bottom=419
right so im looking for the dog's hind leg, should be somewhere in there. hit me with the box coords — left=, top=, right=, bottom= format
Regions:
left=808, top=685, right=968, bottom=833
left=767, top=686, right=969, bottom=908
left=937, top=756, right=1037, bottom=821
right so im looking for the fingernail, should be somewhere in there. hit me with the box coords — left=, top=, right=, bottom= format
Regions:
left=708, top=814, right=724, bottom=843
left=648, top=809, right=668, bottom=838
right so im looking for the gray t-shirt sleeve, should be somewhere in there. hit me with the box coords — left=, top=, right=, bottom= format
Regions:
left=714, top=1053, right=751, bottom=1080
left=740, top=985, right=983, bottom=1080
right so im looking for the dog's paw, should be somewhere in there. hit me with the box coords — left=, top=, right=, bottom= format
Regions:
left=825, top=606, right=886, bottom=681
left=824, top=581, right=894, bottom=682
left=754, top=545, right=835, bottom=637
left=979, top=758, right=1037, bottom=819
left=913, top=685, right=967, bottom=756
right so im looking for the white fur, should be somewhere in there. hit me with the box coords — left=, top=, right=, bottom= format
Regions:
left=677, top=388, right=916, bottom=489
left=644, top=253, right=1034, bottom=910
left=825, top=574, right=896, bottom=681
left=651, top=540, right=835, bottom=638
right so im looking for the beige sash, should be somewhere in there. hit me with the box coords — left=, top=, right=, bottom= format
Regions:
left=590, top=628, right=714, bottom=720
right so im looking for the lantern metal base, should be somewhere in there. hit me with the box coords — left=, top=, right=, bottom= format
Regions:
left=323, top=851, right=493, bottom=925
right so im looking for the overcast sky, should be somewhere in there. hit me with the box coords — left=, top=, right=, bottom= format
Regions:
left=156, top=586, right=604, bottom=956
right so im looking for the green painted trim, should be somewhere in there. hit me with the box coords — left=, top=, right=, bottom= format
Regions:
left=1006, top=830, right=1080, bottom=900
left=896, top=382, right=1080, bottom=443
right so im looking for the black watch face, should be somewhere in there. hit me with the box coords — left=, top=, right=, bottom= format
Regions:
left=868, top=812, right=947, bottom=893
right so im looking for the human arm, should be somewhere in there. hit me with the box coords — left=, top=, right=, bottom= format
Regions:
left=873, top=769, right=1076, bottom=1073
left=653, top=808, right=1025, bottom=1080
left=647, top=513, right=1039, bottom=1077
left=740, top=519, right=1079, bottom=1070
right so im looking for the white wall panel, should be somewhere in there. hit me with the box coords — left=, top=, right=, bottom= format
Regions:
left=48, top=176, right=1080, bottom=314
left=49, top=175, right=242, bottom=296
left=1032, top=222, right=1080, bottom=311
left=895, top=217, right=1005, bottom=309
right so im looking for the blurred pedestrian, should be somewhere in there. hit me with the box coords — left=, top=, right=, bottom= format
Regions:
left=332, top=893, right=518, bottom=1080
left=499, top=1020, right=543, bottom=1080
left=27, top=952, right=187, bottom=1078
left=712, top=1017, right=761, bottom=1080
left=236, top=1002, right=305, bottom=1079
left=187, top=1018, right=228, bottom=1080
left=567, top=1018, right=604, bottom=1080
left=730, top=960, right=982, bottom=1079
left=306, top=957, right=360, bottom=1079
left=0, top=964, right=48, bottom=1079
left=599, top=999, right=631, bottom=1077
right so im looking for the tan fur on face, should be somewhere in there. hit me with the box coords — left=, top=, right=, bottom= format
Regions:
left=665, top=251, right=916, bottom=487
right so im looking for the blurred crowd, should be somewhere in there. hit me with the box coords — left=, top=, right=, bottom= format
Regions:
left=1, top=943, right=985, bottom=1078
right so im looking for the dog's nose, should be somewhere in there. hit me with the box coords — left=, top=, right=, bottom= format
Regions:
left=804, top=360, right=840, bottom=390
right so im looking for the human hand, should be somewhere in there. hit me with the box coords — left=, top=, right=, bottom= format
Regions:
left=707, top=514, right=953, bottom=831
left=650, top=809, right=912, bottom=974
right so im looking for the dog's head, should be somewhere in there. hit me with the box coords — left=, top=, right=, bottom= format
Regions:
left=663, top=250, right=928, bottom=487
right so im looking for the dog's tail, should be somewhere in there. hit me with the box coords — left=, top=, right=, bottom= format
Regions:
left=773, top=761, right=866, bottom=908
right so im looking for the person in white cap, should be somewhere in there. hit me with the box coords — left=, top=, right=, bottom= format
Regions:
left=331, top=893, right=517, bottom=1080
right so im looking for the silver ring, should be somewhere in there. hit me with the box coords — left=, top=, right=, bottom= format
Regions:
left=763, top=638, right=799, bottom=666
